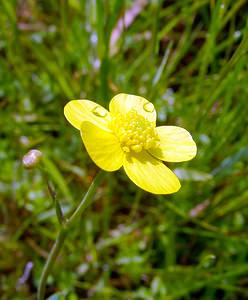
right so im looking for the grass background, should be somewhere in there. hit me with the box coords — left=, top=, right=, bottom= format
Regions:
left=0, top=0, right=248, bottom=299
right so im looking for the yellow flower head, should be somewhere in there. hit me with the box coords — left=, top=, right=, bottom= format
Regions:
left=64, top=93, right=197, bottom=194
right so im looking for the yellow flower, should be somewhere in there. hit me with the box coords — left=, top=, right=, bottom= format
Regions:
left=64, top=93, right=197, bottom=194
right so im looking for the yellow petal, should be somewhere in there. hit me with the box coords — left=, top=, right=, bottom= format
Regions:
left=149, top=126, right=197, bottom=162
left=123, top=151, right=181, bottom=194
left=64, top=100, right=111, bottom=131
left=109, top=93, right=156, bottom=123
left=80, top=121, right=124, bottom=171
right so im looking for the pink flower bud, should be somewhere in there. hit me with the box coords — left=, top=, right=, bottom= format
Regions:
left=22, top=149, right=43, bottom=169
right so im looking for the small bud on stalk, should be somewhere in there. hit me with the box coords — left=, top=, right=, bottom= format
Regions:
left=22, top=149, right=43, bottom=169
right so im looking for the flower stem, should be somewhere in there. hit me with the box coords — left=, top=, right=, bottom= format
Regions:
left=37, top=170, right=105, bottom=300
left=37, top=229, right=66, bottom=300
left=67, top=171, right=104, bottom=226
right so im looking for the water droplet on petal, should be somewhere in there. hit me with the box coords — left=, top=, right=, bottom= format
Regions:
left=143, top=102, right=154, bottom=113
left=92, top=105, right=107, bottom=117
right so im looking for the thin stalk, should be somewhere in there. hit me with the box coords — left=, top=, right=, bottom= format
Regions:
left=37, top=229, right=66, bottom=300
left=67, top=170, right=105, bottom=226
left=37, top=170, right=105, bottom=300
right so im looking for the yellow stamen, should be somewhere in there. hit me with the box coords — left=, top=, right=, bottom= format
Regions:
left=110, top=110, right=158, bottom=153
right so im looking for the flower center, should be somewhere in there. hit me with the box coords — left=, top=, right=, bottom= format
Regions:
left=110, top=110, right=159, bottom=153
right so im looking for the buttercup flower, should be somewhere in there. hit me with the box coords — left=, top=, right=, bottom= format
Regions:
left=64, top=93, right=197, bottom=194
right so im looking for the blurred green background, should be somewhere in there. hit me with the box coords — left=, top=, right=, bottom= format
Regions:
left=0, top=0, right=248, bottom=299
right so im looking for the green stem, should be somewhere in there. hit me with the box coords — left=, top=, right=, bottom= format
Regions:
left=67, top=170, right=104, bottom=226
left=37, top=229, right=66, bottom=300
left=37, top=170, right=105, bottom=300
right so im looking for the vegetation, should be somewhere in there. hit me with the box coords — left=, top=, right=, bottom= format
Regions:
left=0, top=0, right=247, bottom=299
